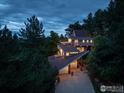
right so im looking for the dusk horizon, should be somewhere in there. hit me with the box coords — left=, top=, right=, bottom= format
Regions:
left=0, top=0, right=124, bottom=93
left=0, top=0, right=109, bottom=35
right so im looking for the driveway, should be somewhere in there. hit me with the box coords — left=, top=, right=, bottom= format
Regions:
left=55, top=70, right=95, bottom=93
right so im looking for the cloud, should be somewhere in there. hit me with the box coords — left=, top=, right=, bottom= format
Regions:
left=0, top=0, right=109, bottom=35
left=0, top=3, right=10, bottom=10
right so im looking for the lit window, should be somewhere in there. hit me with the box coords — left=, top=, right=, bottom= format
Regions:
left=68, top=38, right=72, bottom=43
left=90, top=40, right=93, bottom=43
left=75, top=40, right=78, bottom=43
left=60, top=49, right=64, bottom=56
left=70, top=52, right=78, bottom=55
left=87, top=40, right=89, bottom=43
left=66, top=52, right=70, bottom=56
left=82, top=40, right=85, bottom=43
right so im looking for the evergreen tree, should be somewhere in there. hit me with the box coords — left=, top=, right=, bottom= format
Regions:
left=94, top=9, right=107, bottom=35
left=65, top=21, right=82, bottom=36
left=83, top=13, right=95, bottom=36
left=49, top=31, right=59, bottom=55
left=18, top=16, right=57, bottom=93
left=0, top=25, right=14, bottom=61
left=86, top=0, right=124, bottom=84
left=0, top=16, right=57, bottom=93
left=60, top=34, right=67, bottom=42
left=19, top=15, right=45, bottom=47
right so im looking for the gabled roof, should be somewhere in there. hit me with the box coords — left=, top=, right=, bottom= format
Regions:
left=48, top=51, right=89, bottom=70
left=58, top=43, right=79, bottom=53
left=69, top=36, right=93, bottom=40
left=74, top=30, right=89, bottom=37
left=69, top=30, right=93, bottom=40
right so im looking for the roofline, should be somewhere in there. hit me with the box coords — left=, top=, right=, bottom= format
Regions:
left=56, top=51, right=89, bottom=70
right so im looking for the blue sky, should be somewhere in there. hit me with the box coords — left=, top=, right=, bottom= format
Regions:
left=0, top=0, right=109, bottom=35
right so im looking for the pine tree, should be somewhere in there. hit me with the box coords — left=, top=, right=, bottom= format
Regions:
left=65, top=21, right=82, bottom=36
left=83, top=13, right=95, bottom=36
left=19, top=15, right=45, bottom=47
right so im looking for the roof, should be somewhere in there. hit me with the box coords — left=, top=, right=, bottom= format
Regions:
left=74, top=30, right=89, bottom=37
left=69, top=36, right=93, bottom=40
left=58, top=43, right=79, bottom=53
left=69, top=30, right=93, bottom=40
left=48, top=51, right=89, bottom=70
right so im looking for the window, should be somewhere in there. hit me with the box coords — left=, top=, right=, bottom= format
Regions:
left=87, top=40, right=89, bottom=43
left=60, top=49, right=64, bottom=56
left=68, top=38, right=72, bottom=43
left=66, top=52, right=70, bottom=56
left=90, top=40, right=93, bottom=43
left=75, top=40, right=78, bottom=43
left=69, top=52, right=78, bottom=55
left=82, top=40, right=85, bottom=43
left=77, top=47, right=84, bottom=52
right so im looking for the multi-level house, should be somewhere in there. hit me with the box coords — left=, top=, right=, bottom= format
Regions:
left=48, top=30, right=93, bottom=75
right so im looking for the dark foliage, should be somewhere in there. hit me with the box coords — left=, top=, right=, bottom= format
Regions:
left=0, top=16, right=57, bottom=93
left=86, top=0, right=124, bottom=84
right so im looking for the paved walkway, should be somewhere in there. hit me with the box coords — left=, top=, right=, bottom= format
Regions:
left=55, top=70, right=95, bottom=93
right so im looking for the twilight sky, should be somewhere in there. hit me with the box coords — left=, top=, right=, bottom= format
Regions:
left=0, top=0, right=109, bottom=35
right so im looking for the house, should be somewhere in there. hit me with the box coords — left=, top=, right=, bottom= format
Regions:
left=48, top=30, right=93, bottom=75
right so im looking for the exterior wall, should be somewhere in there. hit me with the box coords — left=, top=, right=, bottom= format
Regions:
left=70, top=60, right=77, bottom=69
left=77, top=47, right=85, bottom=52
left=59, top=65, right=69, bottom=75
left=59, top=60, right=78, bottom=75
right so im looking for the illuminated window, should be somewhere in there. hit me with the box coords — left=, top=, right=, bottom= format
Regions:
left=70, top=52, right=78, bottom=55
left=75, top=40, right=78, bottom=43
left=66, top=52, right=70, bottom=56
left=87, top=40, right=89, bottom=43
left=82, top=40, right=85, bottom=43
left=60, top=49, right=64, bottom=56
left=77, top=47, right=84, bottom=52
left=90, top=40, right=93, bottom=43
left=68, top=38, right=72, bottom=43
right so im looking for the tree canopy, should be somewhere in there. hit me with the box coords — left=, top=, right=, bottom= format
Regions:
left=86, top=0, right=124, bottom=84
left=0, top=16, right=57, bottom=93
